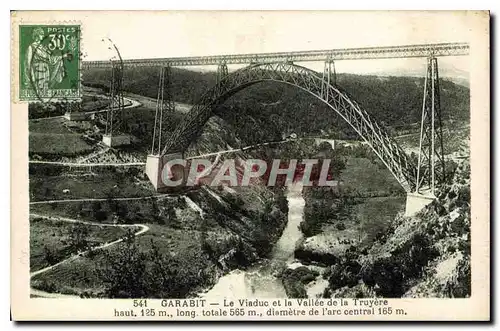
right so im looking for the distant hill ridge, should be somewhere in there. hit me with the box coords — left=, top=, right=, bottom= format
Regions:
left=82, top=66, right=470, bottom=140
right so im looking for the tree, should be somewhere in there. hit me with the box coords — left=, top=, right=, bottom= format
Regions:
left=68, top=223, right=90, bottom=253
left=146, top=240, right=185, bottom=298
left=98, top=230, right=148, bottom=298
left=90, top=201, right=106, bottom=221
left=150, top=199, right=162, bottom=224
left=43, top=245, right=58, bottom=265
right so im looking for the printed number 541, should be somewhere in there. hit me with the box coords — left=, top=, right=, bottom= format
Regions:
left=133, top=300, right=148, bottom=308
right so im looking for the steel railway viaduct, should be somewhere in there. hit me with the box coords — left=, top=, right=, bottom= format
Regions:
left=82, top=42, right=469, bottom=216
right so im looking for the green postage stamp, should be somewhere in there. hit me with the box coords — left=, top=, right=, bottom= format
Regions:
left=18, top=25, right=81, bottom=102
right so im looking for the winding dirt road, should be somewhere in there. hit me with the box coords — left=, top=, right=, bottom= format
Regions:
left=30, top=193, right=201, bottom=298
left=29, top=213, right=150, bottom=298
left=29, top=96, right=142, bottom=122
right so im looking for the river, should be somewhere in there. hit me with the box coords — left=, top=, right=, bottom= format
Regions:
left=201, top=182, right=306, bottom=299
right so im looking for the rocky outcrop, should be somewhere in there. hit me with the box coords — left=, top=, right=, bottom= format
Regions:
left=325, top=160, right=471, bottom=298
left=294, top=231, right=355, bottom=266
left=288, top=159, right=471, bottom=299
left=281, top=266, right=319, bottom=298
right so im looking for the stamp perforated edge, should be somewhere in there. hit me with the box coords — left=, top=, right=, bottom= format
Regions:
left=10, top=13, right=84, bottom=104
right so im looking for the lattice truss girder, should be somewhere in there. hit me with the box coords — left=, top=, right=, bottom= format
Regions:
left=83, top=42, right=469, bottom=68
left=105, top=61, right=125, bottom=136
left=321, top=59, right=336, bottom=98
left=416, top=57, right=446, bottom=194
left=151, top=66, right=176, bottom=155
left=161, top=62, right=416, bottom=192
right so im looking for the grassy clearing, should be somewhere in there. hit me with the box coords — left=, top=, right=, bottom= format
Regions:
left=29, top=115, right=98, bottom=158
left=354, top=196, right=405, bottom=246
left=339, top=157, right=404, bottom=197
left=29, top=118, right=73, bottom=134
left=29, top=169, right=155, bottom=202
left=29, top=133, right=93, bottom=156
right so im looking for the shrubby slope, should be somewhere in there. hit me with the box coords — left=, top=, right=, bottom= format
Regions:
left=321, top=160, right=471, bottom=298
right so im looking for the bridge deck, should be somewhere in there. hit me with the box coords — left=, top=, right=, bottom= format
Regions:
left=83, top=42, right=469, bottom=68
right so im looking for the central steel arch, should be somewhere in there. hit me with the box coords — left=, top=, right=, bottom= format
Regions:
left=160, top=62, right=417, bottom=192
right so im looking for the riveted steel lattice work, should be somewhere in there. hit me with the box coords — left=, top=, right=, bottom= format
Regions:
left=214, top=63, right=229, bottom=99
left=416, top=57, right=446, bottom=195
left=151, top=66, right=176, bottom=155
left=105, top=60, right=125, bottom=136
left=216, top=63, right=229, bottom=84
left=161, top=62, right=417, bottom=192
left=83, top=42, right=469, bottom=69
left=321, top=59, right=336, bottom=98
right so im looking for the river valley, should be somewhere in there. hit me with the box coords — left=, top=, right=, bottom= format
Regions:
left=201, top=182, right=309, bottom=299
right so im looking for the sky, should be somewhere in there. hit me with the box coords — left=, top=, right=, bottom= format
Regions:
left=73, top=11, right=472, bottom=79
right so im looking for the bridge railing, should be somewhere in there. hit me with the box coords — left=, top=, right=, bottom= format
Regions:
left=82, top=42, right=469, bottom=69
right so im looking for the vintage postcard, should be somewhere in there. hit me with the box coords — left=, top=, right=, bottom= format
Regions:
left=10, top=11, right=490, bottom=321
